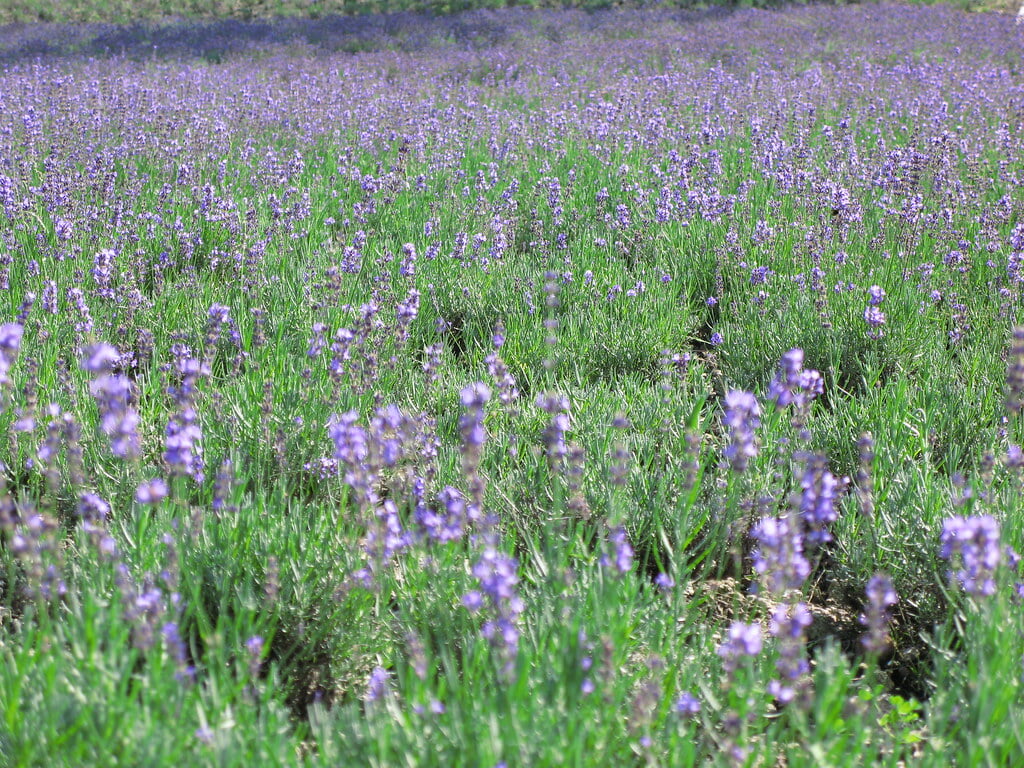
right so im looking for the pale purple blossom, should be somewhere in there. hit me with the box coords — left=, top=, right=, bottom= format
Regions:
left=940, top=515, right=1001, bottom=596
left=135, top=478, right=168, bottom=505
left=718, top=621, right=763, bottom=673
left=861, top=573, right=898, bottom=654
left=723, top=390, right=760, bottom=472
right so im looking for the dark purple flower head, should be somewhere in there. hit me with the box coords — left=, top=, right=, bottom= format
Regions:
left=89, top=373, right=141, bottom=459
left=769, top=602, right=813, bottom=641
left=601, top=526, right=633, bottom=575
left=766, top=602, right=813, bottom=706
left=78, top=492, right=110, bottom=522
left=863, top=287, right=887, bottom=337
left=459, top=383, right=491, bottom=450
left=467, top=545, right=523, bottom=673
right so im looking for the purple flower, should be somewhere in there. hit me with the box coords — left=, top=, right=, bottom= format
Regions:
left=537, top=393, right=570, bottom=466
left=768, top=349, right=823, bottom=411
left=0, top=323, right=24, bottom=398
left=459, top=383, right=491, bottom=448
left=419, top=485, right=469, bottom=543
left=88, top=371, right=141, bottom=460
left=467, top=546, right=524, bottom=673
left=798, top=453, right=845, bottom=546
left=722, top=390, right=760, bottom=472
left=245, top=635, right=265, bottom=677
left=365, top=666, right=392, bottom=702
left=328, top=411, right=368, bottom=466
left=767, top=602, right=812, bottom=706
left=1006, top=444, right=1024, bottom=469
left=863, top=286, right=887, bottom=337
left=165, top=411, right=204, bottom=482
left=0, top=323, right=24, bottom=354
left=655, top=573, right=675, bottom=591
left=162, top=622, right=195, bottom=683
left=940, top=515, right=1001, bottom=596
left=861, top=573, right=898, bottom=654
left=602, top=526, right=633, bottom=575
left=462, top=590, right=484, bottom=612
left=135, top=478, right=168, bottom=505
left=718, top=621, right=762, bottom=672
left=307, top=322, right=328, bottom=358
left=82, top=342, right=120, bottom=374
left=751, top=514, right=810, bottom=594
left=674, top=692, right=701, bottom=717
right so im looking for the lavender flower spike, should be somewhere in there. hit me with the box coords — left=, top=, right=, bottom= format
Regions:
left=722, top=390, right=760, bottom=472
left=768, top=349, right=823, bottom=411
left=861, top=573, right=898, bottom=655
left=939, top=515, right=1001, bottom=597
left=718, top=621, right=763, bottom=673
left=0, top=322, right=24, bottom=399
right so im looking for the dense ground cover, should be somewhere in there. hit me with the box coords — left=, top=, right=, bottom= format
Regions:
left=0, top=3, right=1022, bottom=765
left=2, top=0, right=1021, bottom=26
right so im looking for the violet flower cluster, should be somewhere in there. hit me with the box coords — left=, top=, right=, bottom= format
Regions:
left=939, top=515, right=1002, bottom=597
left=863, top=285, right=887, bottom=339
left=0, top=322, right=23, bottom=410
left=860, top=573, right=898, bottom=655
left=717, top=621, right=763, bottom=676
left=328, top=405, right=420, bottom=585
left=164, top=347, right=208, bottom=483
left=797, top=452, right=846, bottom=546
left=82, top=343, right=141, bottom=460
left=766, top=602, right=813, bottom=706
left=460, top=382, right=491, bottom=516
left=464, top=545, right=524, bottom=677
left=601, top=526, right=634, bottom=575
left=722, top=390, right=760, bottom=472
left=767, top=348, right=823, bottom=417
left=750, top=513, right=810, bottom=595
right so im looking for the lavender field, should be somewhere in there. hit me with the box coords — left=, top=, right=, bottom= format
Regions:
left=1, top=4, right=1023, bottom=765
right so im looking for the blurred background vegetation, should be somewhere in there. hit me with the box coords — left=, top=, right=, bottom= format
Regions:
left=1, top=0, right=1019, bottom=26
